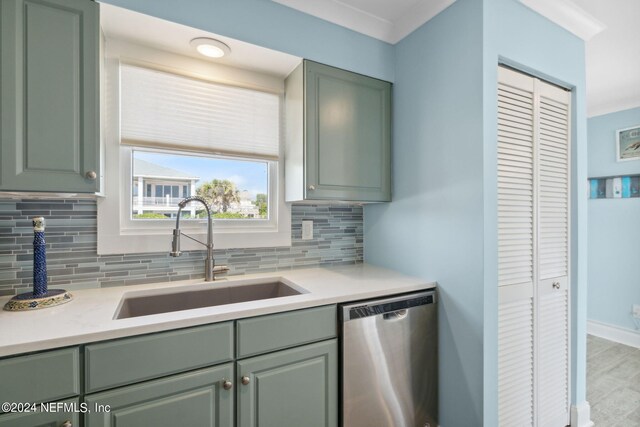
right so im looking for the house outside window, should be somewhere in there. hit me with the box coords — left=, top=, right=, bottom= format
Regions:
left=131, top=158, right=199, bottom=218
left=131, top=155, right=262, bottom=219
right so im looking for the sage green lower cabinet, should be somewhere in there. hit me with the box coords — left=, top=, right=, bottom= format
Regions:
left=85, top=322, right=233, bottom=393
left=0, top=398, right=79, bottom=427
left=0, top=347, right=80, bottom=410
left=0, top=306, right=340, bottom=427
left=236, top=339, right=338, bottom=427
left=84, top=364, right=234, bottom=427
left=236, top=305, right=336, bottom=358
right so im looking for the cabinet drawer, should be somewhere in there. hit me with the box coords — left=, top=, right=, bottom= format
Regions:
left=0, top=398, right=80, bottom=427
left=0, top=347, right=79, bottom=409
left=85, top=364, right=234, bottom=427
left=85, top=322, right=233, bottom=393
left=236, top=305, right=336, bottom=358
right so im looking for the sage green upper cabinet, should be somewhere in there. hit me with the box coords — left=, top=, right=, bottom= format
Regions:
left=0, top=0, right=100, bottom=192
left=285, top=60, right=391, bottom=202
left=237, top=340, right=338, bottom=427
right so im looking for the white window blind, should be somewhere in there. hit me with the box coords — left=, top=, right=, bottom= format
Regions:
left=120, top=64, right=280, bottom=159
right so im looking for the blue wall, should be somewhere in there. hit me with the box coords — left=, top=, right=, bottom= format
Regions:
left=100, top=0, right=395, bottom=82
left=588, top=107, right=640, bottom=331
left=364, top=0, right=485, bottom=424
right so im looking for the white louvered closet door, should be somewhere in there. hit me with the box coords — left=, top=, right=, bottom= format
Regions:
left=497, top=66, right=571, bottom=427
left=498, top=67, right=535, bottom=427
left=536, top=80, right=571, bottom=427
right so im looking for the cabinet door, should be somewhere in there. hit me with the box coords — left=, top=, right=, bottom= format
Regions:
left=84, top=364, right=234, bottom=427
left=0, top=0, right=99, bottom=192
left=0, top=398, right=80, bottom=427
left=237, top=339, right=337, bottom=427
left=305, top=61, right=391, bottom=202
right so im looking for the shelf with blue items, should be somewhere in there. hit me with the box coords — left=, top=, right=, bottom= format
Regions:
left=588, top=174, right=640, bottom=199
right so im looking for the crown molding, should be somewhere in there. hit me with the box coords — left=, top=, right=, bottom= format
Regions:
left=520, top=0, right=606, bottom=41
left=272, top=0, right=456, bottom=44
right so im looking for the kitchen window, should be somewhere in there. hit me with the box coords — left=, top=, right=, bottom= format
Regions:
left=130, top=149, right=269, bottom=220
left=98, top=47, right=290, bottom=254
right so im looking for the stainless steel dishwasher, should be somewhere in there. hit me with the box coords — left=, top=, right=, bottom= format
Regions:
left=340, top=290, right=437, bottom=427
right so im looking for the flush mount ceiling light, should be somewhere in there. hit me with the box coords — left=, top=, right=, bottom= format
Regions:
left=190, top=38, right=231, bottom=58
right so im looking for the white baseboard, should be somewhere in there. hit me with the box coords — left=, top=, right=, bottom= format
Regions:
left=587, top=320, right=640, bottom=349
left=571, top=401, right=594, bottom=427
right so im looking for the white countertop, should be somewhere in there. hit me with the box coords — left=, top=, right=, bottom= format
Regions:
left=0, top=264, right=436, bottom=357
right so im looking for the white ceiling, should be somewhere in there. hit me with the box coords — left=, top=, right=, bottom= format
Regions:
left=100, top=4, right=301, bottom=78
left=274, top=0, right=640, bottom=117
left=272, top=0, right=456, bottom=44
left=573, top=0, right=640, bottom=117
left=102, top=1, right=639, bottom=118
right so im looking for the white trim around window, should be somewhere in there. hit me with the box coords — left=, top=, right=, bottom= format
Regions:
left=97, top=44, right=291, bottom=255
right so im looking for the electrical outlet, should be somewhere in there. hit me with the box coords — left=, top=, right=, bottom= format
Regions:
left=633, top=304, right=640, bottom=318
left=302, top=220, right=313, bottom=240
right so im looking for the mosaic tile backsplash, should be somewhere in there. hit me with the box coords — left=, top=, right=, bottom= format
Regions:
left=0, top=199, right=363, bottom=296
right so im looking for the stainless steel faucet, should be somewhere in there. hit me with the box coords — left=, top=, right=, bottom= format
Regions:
left=170, top=196, right=228, bottom=281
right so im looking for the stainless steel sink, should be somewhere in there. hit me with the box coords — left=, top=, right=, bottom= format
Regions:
left=114, top=278, right=306, bottom=319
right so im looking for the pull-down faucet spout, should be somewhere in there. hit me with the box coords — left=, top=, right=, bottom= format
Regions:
left=170, top=196, right=223, bottom=281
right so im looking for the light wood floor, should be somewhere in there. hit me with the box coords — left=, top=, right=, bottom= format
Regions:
left=587, top=334, right=640, bottom=426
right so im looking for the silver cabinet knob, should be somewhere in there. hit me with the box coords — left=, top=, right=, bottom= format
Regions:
left=241, top=375, right=250, bottom=385
left=61, top=421, right=72, bottom=427
left=308, top=185, right=316, bottom=191
left=552, top=281, right=560, bottom=289
left=222, top=379, right=233, bottom=390
left=85, top=171, right=97, bottom=180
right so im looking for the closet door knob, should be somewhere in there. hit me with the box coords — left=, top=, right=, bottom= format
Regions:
left=552, top=281, right=560, bottom=289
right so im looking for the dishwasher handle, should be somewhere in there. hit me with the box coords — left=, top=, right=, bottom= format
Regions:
left=342, top=290, right=436, bottom=321
left=383, top=309, right=408, bottom=321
